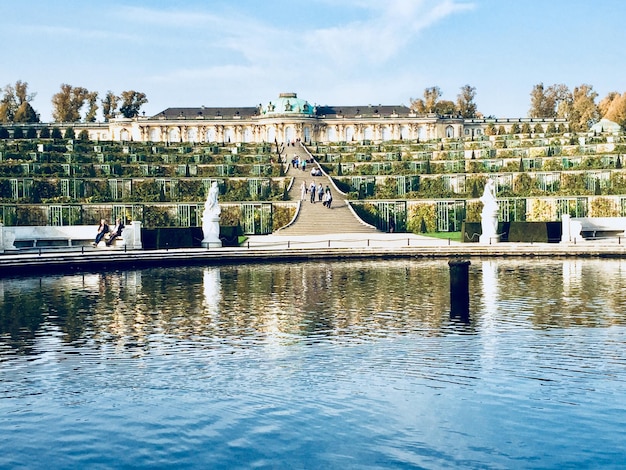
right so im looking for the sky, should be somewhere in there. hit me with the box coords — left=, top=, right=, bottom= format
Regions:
left=2, top=0, right=625, bottom=122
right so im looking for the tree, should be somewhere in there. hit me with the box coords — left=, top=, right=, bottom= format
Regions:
left=529, top=83, right=556, bottom=118
left=5, top=81, right=39, bottom=123
left=119, top=90, right=148, bottom=118
left=101, top=91, right=119, bottom=122
left=568, top=84, right=599, bottom=132
left=410, top=86, right=442, bottom=114
left=85, top=91, right=99, bottom=122
left=0, top=82, right=37, bottom=122
left=51, top=84, right=90, bottom=122
left=14, top=102, right=38, bottom=123
left=0, top=84, right=16, bottom=122
left=599, top=91, right=626, bottom=128
left=456, top=85, right=477, bottom=118
left=434, top=100, right=456, bottom=115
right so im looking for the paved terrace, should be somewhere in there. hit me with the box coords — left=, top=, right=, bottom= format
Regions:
left=1, top=234, right=626, bottom=277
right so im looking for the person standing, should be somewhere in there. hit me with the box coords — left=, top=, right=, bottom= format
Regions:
left=300, top=180, right=307, bottom=201
left=324, top=186, right=333, bottom=208
left=310, top=181, right=317, bottom=203
left=317, top=183, right=323, bottom=202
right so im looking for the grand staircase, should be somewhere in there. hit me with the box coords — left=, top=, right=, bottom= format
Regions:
left=276, top=143, right=380, bottom=236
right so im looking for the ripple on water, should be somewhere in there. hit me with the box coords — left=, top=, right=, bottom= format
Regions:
left=1, top=260, right=626, bottom=468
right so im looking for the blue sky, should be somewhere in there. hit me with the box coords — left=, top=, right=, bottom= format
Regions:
left=2, top=0, right=625, bottom=122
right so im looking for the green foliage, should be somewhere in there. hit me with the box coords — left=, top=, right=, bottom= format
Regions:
left=143, top=206, right=172, bottom=228
left=590, top=197, right=619, bottom=217
left=31, top=180, right=58, bottom=202
left=407, top=203, right=436, bottom=233
left=272, top=205, right=295, bottom=230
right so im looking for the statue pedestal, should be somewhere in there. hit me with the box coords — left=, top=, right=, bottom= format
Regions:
left=479, top=209, right=500, bottom=244
left=202, top=215, right=222, bottom=248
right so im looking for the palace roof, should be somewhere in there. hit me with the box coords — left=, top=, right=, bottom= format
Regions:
left=152, top=93, right=414, bottom=120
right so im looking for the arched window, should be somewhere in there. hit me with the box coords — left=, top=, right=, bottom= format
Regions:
left=243, top=128, right=253, bottom=143
left=285, top=126, right=295, bottom=143
left=363, top=126, right=373, bottom=141
left=345, top=126, right=355, bottom=142
left=224, top=128, right=234, bottom=143
left=327, top=126, right=336, bottom=142
left=382, top=126, right=392, bottom=141
left=187, top=128, right=198, bottom=143
left=205, top=127, right=216, bottom=142
left=149, top=128, right=160, bottom=142
left=120, top=129, right=130, bottom=141
left=266, top=126, right=276, bottom=143
left=168, top=128, right=180, bottom=143
left=446, top=125, right=454, bottom=138
left=400, top=126, right=409, bottom=140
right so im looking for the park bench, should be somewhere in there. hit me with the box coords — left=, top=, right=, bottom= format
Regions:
left=562, top=215, right=626, bottom=242
left=0, top=222, right=143, bottom=251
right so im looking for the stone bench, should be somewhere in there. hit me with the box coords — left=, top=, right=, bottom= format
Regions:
left=0, top=222, right=143, bottom=251
left=561, top=215, right=626, bottom=242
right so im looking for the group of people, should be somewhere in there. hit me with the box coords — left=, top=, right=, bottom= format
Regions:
left=93, top=218, right=124, bottom=247
left=291, top=155, right=316, bottom=172
left=300, top=181, right=333, bottom=208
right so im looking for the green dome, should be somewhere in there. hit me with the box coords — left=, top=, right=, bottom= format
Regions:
left=262, top=93, right=314, bottom=116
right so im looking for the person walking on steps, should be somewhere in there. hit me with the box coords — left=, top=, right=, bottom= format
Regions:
left=323, top=186, right=333, bottom=208
left=310, top=181, right=316, bottom=203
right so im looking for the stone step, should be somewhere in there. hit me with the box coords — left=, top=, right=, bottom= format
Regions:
left=277, top=144, right=379, bottom=236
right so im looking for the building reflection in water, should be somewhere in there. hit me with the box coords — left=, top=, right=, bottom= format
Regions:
left=4, top=259, right=626, bottom=359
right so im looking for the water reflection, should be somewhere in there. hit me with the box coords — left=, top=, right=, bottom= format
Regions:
left=1, top=259, right=626, bottom=360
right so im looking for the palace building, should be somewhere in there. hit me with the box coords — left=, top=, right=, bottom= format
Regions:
left=75, top=92, right=566, bottom=143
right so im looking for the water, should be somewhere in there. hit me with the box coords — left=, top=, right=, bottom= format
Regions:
left=1, top=259, right=625, bottom=469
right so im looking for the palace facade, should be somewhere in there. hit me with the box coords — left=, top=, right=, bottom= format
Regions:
left=71, top=92, right=567, bottom=144
left=1, top=92, right=570, bottom=143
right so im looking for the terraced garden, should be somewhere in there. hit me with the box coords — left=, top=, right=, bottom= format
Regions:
left=1, top=129, right=625, bottom=236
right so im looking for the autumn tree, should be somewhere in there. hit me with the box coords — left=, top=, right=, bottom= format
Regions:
left=529, top=83, right=557, bottom=118
left=0, top=80, right=39, bottom=123
left=119, top=90, right=148, bottom=118
left=568, top=84, right=599, bottom=132
left=456, top=85, right=477, bottom=118
left=0, top=84, right=16, bottom=122
left=410, top=86, right=442, bottom=114
left=599, top=91, right=626, bottom=128
left=101, top=91, right=119, bottom=122
left=51, top=84, right=91, bottom=122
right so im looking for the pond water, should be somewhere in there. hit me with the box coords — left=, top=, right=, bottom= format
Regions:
left=1, top=259, right=625, bottom=469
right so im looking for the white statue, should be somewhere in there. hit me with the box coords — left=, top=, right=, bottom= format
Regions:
left=202, top=182, right=222, bottom=248
left=479, top=179, right=500, bottom=243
